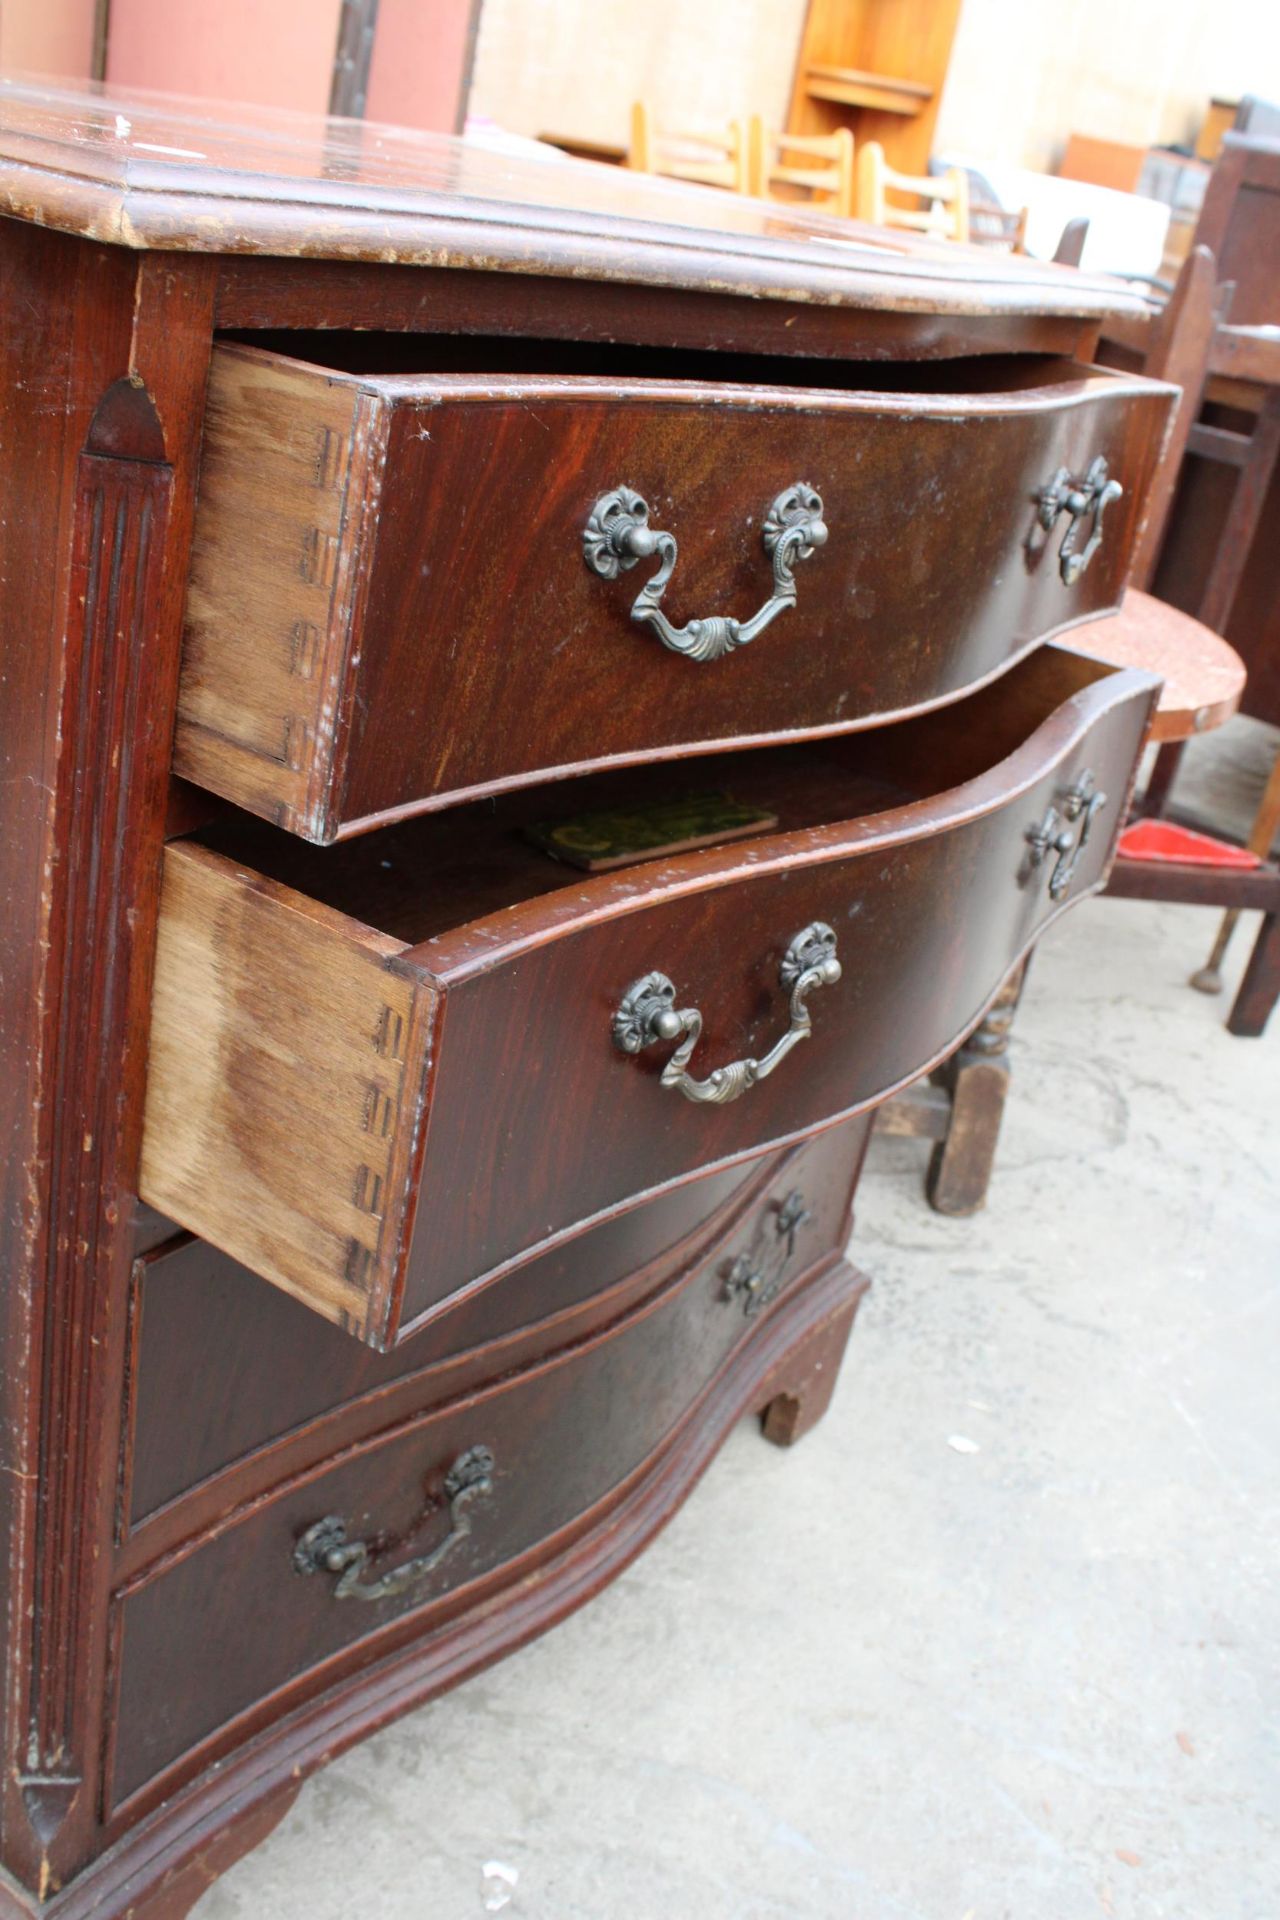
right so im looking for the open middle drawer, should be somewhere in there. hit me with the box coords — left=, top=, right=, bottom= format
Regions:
left=141, top=644, right=1157, bottom=1349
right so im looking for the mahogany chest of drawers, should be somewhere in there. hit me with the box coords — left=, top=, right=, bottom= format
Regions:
left=0, top=80, right=1170, bottom=1919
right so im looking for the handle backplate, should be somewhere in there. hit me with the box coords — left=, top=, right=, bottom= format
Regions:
left=584, top=482, right=828, bottom=662
left=1036, top=456, right=1123, bottom=586
left=1024, top=770, right=1108, bottom=899
left=293, top=1445, right=495, bottom=1604
left=613, top=921, right=841, bottom=1105
left=723, top=1189, right=814, bottom=1317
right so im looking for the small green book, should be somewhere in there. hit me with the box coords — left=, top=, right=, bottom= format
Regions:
left=523, top=790, right=778, bottom=872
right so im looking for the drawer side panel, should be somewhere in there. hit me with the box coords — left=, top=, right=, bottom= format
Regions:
left=139, top=845, right=426, bottom=1345
left=176, top=353, right=384, bottom=839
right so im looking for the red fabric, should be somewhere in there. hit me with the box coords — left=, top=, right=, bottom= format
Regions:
left=1117, top=819, right=1261, bottom=869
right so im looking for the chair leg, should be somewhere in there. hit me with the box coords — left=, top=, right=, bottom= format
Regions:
left=1191, top=745, right=1280, bottom=995
left=925, top=1044, right=1012, bottom=1216
left=1138, top=740, right=1186, bottom=817
left=924, top=959, right=1028, bottom=1216
left=1227, top=912, right=1280, bottom=1036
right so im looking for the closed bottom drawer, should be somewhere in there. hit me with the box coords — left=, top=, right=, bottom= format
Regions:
left=124, top=1122, right=868, bottom=1539
left=140, top=643, right=1156, bottom=1349
left=108, top=1145, right=865, bottom=1810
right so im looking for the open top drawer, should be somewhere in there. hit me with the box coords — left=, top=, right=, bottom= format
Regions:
left=141, top=644, right=1157, bottom=1349
left=175, top=342, right=1174, bottom=840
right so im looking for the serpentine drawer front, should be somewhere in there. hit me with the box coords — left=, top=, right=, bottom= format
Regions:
left=174, top=344, right=1173, bottom=841
left=124, top=1125, right=867, bottom=1536
left=108, top=1169, right=864, bottom=1810
left=140, top=644, right=1156, bottom=1351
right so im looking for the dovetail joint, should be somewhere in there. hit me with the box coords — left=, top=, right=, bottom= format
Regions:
left=344, top=1239, right=377, bottom=1289
left=289, top=619, right=322, bottom=678
left=374, top=1005, right=405, bottom=1061
left=362, top=1085, right=395, bottom=1137
left=299, top=525, right=338, bottom=588
left=352, top=1164, right=384, bottom=1216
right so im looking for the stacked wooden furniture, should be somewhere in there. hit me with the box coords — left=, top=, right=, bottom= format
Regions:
left=1098, top=226, right=1280, bottom=1033
left=785, top=0, right=962, bottom=176
left=883, top=241, right=1271, bottom=1216
left=748, top=121, right=856, bottom=216
left=627, top=106, right=853, bottom=215
left=1154, top=135, right=1280, bottom=736
left=855, top=142, right=971, bottom=242
left=0, top=80, right=1175, bottom=1920
left=626, top=102, right=749, bottom=191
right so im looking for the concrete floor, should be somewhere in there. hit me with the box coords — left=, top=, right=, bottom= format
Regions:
left=198, top=720, right=1279, bottom=1920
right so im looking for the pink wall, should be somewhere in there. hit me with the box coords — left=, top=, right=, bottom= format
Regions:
left=366, top=0, right=477, bottom=133
left=0, top=0, right=477, bottom=128
left=0, top=0, right=95, bottom=77
left=105, top=0, right=344, bottom=115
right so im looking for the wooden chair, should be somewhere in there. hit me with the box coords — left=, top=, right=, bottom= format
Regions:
left=1102, top=212, right=1280, bottom=1012
left=746, top=121, right=854, bottom=216
left=878, top=592, right=1253, bottom=1213
left=941, top=162, right=1027, bottom=251
left=626, top=102, right=748, bottom=192
left=1052, top=216, right=1090, bottom=266
left=1147, top=134, right=1280, bottom=800
left=968, top=203, right=1028, bottom=252
left=874, top=963, right=1029, bottom=1216
left=855, top=140, right=969, bottom=242
left=880, top=246, right=1270, bottom=1212
left=1046, top=247, right=1279, bottom=1027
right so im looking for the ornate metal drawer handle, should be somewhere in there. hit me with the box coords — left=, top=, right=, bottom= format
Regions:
left=612, top=922, right=841, bottom=1105
left=292, top=1445, right=495, bottom=1604
left=1036, top=456, right=1123, bottom=585
left=724, top=1189, right=813, bottom=1318
left=1024, top=770, right=1108, bottom=899
left=583, top=482, right=828, bottom=662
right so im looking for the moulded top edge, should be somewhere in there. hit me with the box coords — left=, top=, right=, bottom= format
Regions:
left=0, top=76, right=1157, bottom=325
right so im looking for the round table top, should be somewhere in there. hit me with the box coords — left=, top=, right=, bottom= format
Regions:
left=1069, top=589, right=1246, bottom=742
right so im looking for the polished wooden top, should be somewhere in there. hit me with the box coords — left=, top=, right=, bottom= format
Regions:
left=0, top=77, right=1152, bottom=318
left=1070, top=589, right=1246, bottom=742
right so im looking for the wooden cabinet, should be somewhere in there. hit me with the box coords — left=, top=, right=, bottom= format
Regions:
left=0, top=78, right=1165, bottom=1920
left=785, top=0, right=964, bottom=178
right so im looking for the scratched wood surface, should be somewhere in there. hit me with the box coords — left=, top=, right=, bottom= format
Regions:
left=175, top=342, right=1174, bottom=839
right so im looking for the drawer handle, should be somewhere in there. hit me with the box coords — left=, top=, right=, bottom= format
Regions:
left=724, top=1189, right=813, bottom=1317
left=1036, top=456, right=1123, bottom=586
left=292, top=1445, right=495, bottom=1604
left=1024, top=770, right=1108, bottom=899
left=583, top=482, right=828, bottom=662
left=612, top=921, right=841, bottom=1105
